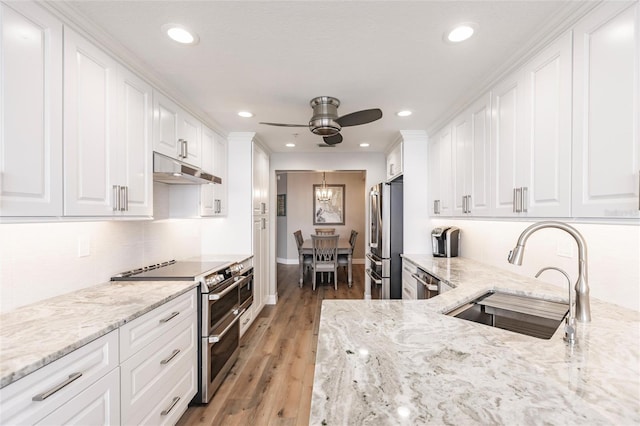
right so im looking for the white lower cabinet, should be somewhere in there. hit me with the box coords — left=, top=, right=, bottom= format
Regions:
left=36, top=368, right=120, bottom=426
left=0, top=331, right=119, bottom=425
left=119, top=289, right=198, bottom=425
left=401, top=259, right=418, bottom=300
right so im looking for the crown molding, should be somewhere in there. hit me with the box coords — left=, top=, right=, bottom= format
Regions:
left=426, top=0, right=603, bottom=136
left=39, top=1, right=227, bottom=138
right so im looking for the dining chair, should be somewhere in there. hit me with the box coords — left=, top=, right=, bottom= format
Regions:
left=294, top=230, right=313, bottom=286
left=311, top=234, right=339, bottom=290
left=315, top=228, right=336, bottom=235
left=338, top=230, right=358, bottom=286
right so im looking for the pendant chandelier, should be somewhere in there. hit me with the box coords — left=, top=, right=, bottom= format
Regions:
left=316, top=172, right=333, bottom=202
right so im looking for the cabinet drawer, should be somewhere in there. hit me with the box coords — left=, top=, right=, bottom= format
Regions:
left=36, top=368, right=120, bottom=426
left=120, top=315, right=197, bottom=423
left=0, top=331, right=118, bottom=425
left=123, top=345, right=197, bottom=426
left=119, top=289, right=196, bottom=360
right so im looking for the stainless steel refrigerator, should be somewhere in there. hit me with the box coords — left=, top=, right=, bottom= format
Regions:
left=366, top=177, right=403, bottom=299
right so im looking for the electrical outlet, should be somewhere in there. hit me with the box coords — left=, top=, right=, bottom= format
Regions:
left=78, top=235, right=90, bottom=257
left=556, top=238, right=573, bottom=258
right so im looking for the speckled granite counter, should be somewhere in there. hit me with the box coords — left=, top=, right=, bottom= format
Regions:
left=311, top=256, right=640, bottom=425
left=0, top=280, right=197, bottom=388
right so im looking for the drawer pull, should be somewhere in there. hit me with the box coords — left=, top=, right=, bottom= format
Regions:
left=32, top=372, right=82, bottom=401
left=159, top=311, right=179, bottom=324
left=160, top=396, right=180, bottom=416
left=160, top=349, right=181, bottom=365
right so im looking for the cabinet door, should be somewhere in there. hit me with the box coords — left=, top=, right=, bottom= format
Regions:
left=63, top=28, right=118, bottom=216
left=469, top=93, right=492, bottom=216
left=452, top=113, right=471, bottom=216
left=253, top=144, right=268, bottom=214
left=253, top=217, right=264, bottom=312
left=428, top=127, right=452, bottom=216
left=520, top=31, right=572, bottom=217
left=0, top=2, right=63, bottom=217
left=491, top=73, right=524, bottom=216
left=572, top=1, right=640, bottom=218
left=386, top=141, right=403, bottom=180
left=36, top=368, right=120, bottom=426
left=200, top=125, right=215, bottom=216
left=178, top=110, right=201, bottom=167
left=118, top=67, right=153, bottom=216
left=212, top=134, right=228, bottom=215
left=153, top=91, right=180, bottom=159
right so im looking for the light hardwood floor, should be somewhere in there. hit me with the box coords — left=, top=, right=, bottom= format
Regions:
left=177, top=263, right=365, bottom=426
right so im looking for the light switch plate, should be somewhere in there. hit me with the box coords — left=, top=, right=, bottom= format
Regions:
left=78, top=235, right=90, bottom=257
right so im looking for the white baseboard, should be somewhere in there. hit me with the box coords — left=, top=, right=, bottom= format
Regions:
left=266, top=294, right=277, bottom=305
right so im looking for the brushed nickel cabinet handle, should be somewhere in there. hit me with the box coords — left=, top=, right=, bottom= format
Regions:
left=522, top=187, right=528, bottom=212
left=32, top=372, right=82, bottom=401
left=159, top=311, right=179, bottom=324
left=160, top=349, right=180, bottom=365
left=160, top=396, right=180, bottom=416
left=113, top=185, right=120, bottom=211
left=513, top=188, right=517, bottom=213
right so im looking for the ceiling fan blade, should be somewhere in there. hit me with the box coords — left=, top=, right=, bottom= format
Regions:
left=258, top=122, right=308, bottom=127
left=323, top=133, right=343, bottom=145
left=335, top=108, right=383, bottom=127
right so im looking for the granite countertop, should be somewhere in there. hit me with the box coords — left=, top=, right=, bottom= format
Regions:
left=0, top=280, right=197, bottom=389
left=311, top=256, right=640, bottom=425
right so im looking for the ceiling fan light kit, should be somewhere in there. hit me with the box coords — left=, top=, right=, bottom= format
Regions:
left=259, top=96, right=382, bottom=145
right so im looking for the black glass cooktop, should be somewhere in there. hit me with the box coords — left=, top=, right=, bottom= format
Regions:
left=111, top=260, right=231, bottom=281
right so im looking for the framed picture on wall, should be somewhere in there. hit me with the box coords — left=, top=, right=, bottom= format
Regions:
left=313, top=184, right=345, bottom=225
left=277, top=194, right=286, bottom=216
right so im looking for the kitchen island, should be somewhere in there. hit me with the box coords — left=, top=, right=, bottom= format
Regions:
left=311, top=256, right=640, bottom=424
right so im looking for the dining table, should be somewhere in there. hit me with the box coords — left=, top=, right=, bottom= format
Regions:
left=299, top=238, right=353, bottom=286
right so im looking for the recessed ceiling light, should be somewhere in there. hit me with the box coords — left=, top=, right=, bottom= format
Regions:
left=162, top=24, right=199, bottom=45
left=396, top=110, right=412, bottom=117
left=444, top=23, right=478, bottom=43
left=238, top=111, right=253, bottom=118
left=359, top=143, right=370, bottom=147
left=286, top=143, right=295, bottom=148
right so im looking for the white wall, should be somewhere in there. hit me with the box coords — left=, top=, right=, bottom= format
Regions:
left=431, top=218, right=640, bottom=311
left=0, top=214, right=203, bottom=313
left=401, top=131, right=430, bottom=253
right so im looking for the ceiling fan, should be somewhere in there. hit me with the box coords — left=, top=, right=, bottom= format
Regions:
left=259, top=96, right=382, bottom=145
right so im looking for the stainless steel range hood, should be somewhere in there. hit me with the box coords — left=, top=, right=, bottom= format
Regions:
left=153, top=152, right=222, bottom=185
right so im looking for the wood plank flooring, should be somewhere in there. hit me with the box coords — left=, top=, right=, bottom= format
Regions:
left=177, top=263, right=365, bottom=426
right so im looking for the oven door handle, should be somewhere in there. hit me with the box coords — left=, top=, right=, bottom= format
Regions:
left=208, top=309, right=240, bottom=344
left=235, top=272, right=254, bottom=290
left=208, top=280, right=240, bottom=300
left=365, top=253, right=382, bottom=266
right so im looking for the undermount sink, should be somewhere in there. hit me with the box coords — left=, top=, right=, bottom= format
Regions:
left=446, top=291, right=569, bottom=340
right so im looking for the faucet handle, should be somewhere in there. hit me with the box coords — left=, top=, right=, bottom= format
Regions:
left=507, top=250, right=514, bottom=263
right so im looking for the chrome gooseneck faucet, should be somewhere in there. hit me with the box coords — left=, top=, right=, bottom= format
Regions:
left=508, top=221, right=591, bottom=323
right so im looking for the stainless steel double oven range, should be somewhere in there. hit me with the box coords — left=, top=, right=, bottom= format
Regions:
left=112, top=256, right=253, bottom=404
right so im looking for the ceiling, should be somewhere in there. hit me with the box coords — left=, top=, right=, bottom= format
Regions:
left=65, top=1, right=581, bottom=153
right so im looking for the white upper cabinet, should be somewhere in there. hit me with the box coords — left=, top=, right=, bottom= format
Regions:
left=451, top=93, right=491, bottom=217
left=490, top=31, right=572, bottom=217
left=252, top=143, right=269, bottom=215
left=572, top=1, right=640, bottom=218
left=117, top=67, right=153, bottom=216
left=386, top=140, right=403, bottom=181
left=153, top=91, right=202, bottom=168
left=200, top=126, right=227, bottom=216
left=64, top=28, right=152, bottom=217
left=63, top=27, right=119, bottom=216
left=428, top=126, right=452, bottom=216
left=490, top=71, right=524, bottom=216
left=0, top=2, right=63, bottom=217
left=520, top=31, right=572, bottom=217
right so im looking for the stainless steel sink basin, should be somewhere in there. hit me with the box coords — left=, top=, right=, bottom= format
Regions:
left=446, top=291, right=569, bottom=339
